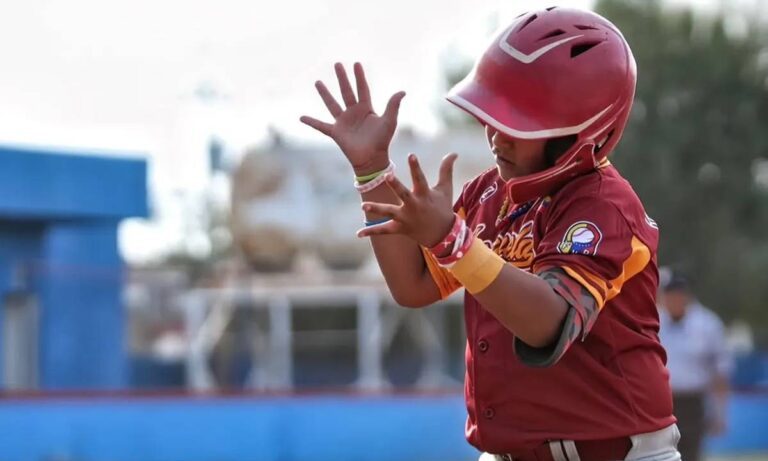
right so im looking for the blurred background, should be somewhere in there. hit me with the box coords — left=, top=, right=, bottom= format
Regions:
left=0, top=0, right=766, bottom=460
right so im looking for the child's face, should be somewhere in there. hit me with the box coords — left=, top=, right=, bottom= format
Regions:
left=486, top=126, right=548, bottom=182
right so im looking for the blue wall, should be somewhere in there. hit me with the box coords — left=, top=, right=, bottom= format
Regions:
left=37, top=222, right=126, bottom=388
left=0, top=393, right=765, bottom=461
left=0, top=394, right=477, bottom=461
left=0, top=145, right=147, bottom=389
left=707, top=392, right=768, bottom=454
left=0, top=145, right=146, bottom=219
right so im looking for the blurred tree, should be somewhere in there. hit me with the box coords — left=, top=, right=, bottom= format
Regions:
left=440, top=0, right=768, bottom=334
left=439, top=60, right=476, bottom=127
left=596, top=0, right=768, bottom=333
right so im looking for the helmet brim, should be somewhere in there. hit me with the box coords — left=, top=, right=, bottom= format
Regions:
left=446, top=75, right=611, bottom=140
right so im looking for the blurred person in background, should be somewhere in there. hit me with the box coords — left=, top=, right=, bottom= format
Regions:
left=659, top=268, right=733, bottom=461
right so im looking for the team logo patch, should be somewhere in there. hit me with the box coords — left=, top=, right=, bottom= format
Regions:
left=479, top=182, right=498, bottom=204
left=557, top=221, right=603, bottom=255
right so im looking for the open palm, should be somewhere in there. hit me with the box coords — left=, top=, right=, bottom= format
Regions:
left=300, top=63, right=406, bottom=174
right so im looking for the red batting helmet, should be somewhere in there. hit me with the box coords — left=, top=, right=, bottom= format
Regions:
left=447, top=7, right=637, bottom=203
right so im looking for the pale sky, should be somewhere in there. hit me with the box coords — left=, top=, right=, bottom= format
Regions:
left=0, top=0, right=744, bottom=262
left=0, top=0, right=595, bottom=153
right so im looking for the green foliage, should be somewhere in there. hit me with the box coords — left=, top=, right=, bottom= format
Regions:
left=440, top=62, right=476, bottom=127
left=596, top=0, right=768, bottom=329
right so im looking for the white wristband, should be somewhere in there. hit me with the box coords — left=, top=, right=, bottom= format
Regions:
left=354, top=162, right=395, bottom=194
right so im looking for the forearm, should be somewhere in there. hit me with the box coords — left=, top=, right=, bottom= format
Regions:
left=360, top=184, right=441, bottom=307
left=444, top=237, right=568, bottom=347
left=473, top=264, right=569, bottom=347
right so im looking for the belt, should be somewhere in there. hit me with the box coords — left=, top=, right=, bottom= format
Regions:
left=500, top=436, right=633, bottom=461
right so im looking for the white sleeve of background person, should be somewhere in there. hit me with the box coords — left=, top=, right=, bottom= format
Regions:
left=708, top=309, right=734, bottom=379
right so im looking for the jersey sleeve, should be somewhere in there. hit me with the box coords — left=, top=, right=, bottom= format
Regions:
left=422, top=187, right=467, bottom=299
left=514, top=267, right=599, bottom=367
left=514, top=196, right=653, bottom=366
left=534, top=196, right=651, bottom=314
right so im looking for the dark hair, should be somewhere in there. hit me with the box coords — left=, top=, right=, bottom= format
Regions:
left=661, top=269, right=691, bottom=292
left=543, top=135, right=578, bottom=167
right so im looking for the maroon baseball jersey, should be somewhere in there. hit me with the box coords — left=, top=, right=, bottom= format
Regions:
left=423, top=160, right=675, bottom=456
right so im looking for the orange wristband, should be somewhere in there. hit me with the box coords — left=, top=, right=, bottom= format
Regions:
left=447, top=238, right=506, bottom=294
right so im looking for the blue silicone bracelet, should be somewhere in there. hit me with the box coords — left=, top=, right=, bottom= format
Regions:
left=364, top=218, right=392, bottom=227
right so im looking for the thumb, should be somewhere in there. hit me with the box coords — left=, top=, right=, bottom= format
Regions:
left=382, top=91, right=406, bottom=122
left=436, top=153, right=459, bottom=193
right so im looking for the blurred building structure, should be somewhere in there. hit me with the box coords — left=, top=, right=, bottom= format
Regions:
left=120, top=127, right=768, bottom=394
left=0, top=144, right=147, bottom=390
left=128, top=128, right=494, bottom=392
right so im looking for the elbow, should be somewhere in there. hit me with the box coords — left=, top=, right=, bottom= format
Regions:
left=521, top=334, right=556, bottom=350
left=391, top=291, right=433, bottom=308
left=517, top=322, right=563, bottom=349
left=386, top=272, right=441, bottom=308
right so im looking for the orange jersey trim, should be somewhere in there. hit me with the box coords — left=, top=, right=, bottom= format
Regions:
left=422, top=207, right=466, bottom=299
left=563, top=265, right=607, bottom=308
left=606, top=236, right=651, bottom=301
left=561, top=236, right=651, bottom=309
left=422, top=248, right=462, bottom=299
left=597, top=158, right=611, bottom=169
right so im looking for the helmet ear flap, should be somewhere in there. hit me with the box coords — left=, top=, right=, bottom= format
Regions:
left=506, top=142, right=598, bottom=203
left=571, top=142, right=599, bottom=168
left=595, top=129, right=615, bottom=154
left=543, top=135, right=578, bottom=167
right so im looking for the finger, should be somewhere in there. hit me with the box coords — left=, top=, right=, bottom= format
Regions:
left=383, top=173, right=415, bottom=204
left=407, top=154, right=429, bottom=195
left=353, top=62, right=371, bottom=107
left=436, top=153, right=459, bottom=191
left=299, top=116, right=333, bottom=137
left=334, top=62, right=357, bottom=108
left=314, top=80, right=343, bottom=118
left=361, top=201, right=401, bottom=218
left=382, top=91, right=406, bottom=123
left=356, top=220, right=402, bottom=239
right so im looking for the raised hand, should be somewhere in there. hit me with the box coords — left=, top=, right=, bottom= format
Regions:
left=300, top=62, right=406, bottom=175
left=357, top=153, right=459, bottom=247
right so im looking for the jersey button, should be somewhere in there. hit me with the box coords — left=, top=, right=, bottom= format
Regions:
left=483, top=407, right=495, bottom=419
left=478, top=340, right=489, bottom=352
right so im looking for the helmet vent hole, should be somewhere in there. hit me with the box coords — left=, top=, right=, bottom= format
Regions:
left=546, top=6, right=557, bottom=11
left=571, top=41, right=602, bottom=58
left=575, top=24, right=599, bottom=31
left=518, top=14, right=538, bottom=31
left=539, top=29, right=566, bottom=41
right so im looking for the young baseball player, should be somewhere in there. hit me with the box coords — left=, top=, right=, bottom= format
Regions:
left=301, top=7, right=680, bottom=461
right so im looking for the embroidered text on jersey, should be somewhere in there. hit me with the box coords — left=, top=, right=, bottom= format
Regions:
left=491, top=220, right=535, bottom=269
